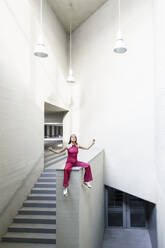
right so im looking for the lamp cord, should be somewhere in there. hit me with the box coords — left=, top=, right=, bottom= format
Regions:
left=118, top=0, right=121, bottom=32
left=69, top=23, right=72, bottom=71
left=40, top=0, right=43, bottom=33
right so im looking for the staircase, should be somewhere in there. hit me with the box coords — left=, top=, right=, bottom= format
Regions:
left=44, top=151, right=67, bottom=168
left=1, top=168, right=57, bottom=245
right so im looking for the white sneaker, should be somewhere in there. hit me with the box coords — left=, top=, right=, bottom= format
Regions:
left=83, top=181, right=92, bottom=189
left=63, top=187, right=68, bottom=197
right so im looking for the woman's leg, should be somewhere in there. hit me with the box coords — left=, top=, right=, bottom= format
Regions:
left=63, top=162, right=73, bottom=187
left=75, top=161, right=93, bottom=182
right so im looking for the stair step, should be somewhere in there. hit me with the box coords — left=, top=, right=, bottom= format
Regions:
left=18, top=207, right=56, bottom=215
left=8, top=223, right=56, bottom=233
left=14, top=215, right=56, bottom=220
left=13, top=215, right=56, bottom=224
left=44, top=156, right=67, bottom=167
left=40, top=173, right=56, bottom=177
left=44, top=153, right=66, bottom=162
left=34, top=183, right=56, bottom=188
left=44, top=168, right=57, bottom=172
left=23, top=200, right=56, bottom=208
left=2, top=232, right=56, bottom=244
left=44, top=152, right=66, bottom=158
left=38, top=177, right=56, bottom=182
left=27, top=194, right=56, bottom=200
left=0, top=242, right=56, bottom=248
left=44, top=151, right=65, bottom=159
left=31, top=188, right=56, bottom=194
left=39, top=176, right=56, bottom=178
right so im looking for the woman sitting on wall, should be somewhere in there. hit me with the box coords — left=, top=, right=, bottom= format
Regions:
left=48, top=134, right=95, bottom=197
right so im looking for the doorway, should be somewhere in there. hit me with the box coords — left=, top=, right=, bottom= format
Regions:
left=104, top=185, right=158, bottom=248
left=105, top=186, right=150, bottom=229
left=44, top=102, right=68, bottom=168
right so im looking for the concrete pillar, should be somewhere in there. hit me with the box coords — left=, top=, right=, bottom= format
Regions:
left=56, top=167, right=81, bottom=248
left=52, top=125, right=55, bottom=137
left=47, top=125, right=50, bottom=137
left=56, top=150, right=104, bottom=248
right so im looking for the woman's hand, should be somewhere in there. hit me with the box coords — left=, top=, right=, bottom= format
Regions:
left=92, top=139, right=96, bottom=145
left=48, top=146, right=53, bottom=151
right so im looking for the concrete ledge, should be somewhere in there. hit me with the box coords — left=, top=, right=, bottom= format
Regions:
left=56, top=167, right=82, bottom=171
left=56, top=148, right=104, bottom=248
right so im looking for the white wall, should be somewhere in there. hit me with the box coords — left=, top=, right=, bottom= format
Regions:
left=0, top=0, right=71, bottom=236
left=72, top=0, right=156, bottom=203
left=1, top=0, right=164, bottom=246
left=153, top=0, right=165, bottom=247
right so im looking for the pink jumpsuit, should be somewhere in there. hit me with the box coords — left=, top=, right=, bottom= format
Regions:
left=63, top=145, right=93, bottom=187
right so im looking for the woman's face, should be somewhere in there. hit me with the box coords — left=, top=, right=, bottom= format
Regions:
left=71, top=135, right=77, bottom=143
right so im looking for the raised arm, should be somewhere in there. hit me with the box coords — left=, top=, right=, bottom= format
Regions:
left=78, top=139, right=95, bottom=150
left=48, top=145, right=67, bottom=154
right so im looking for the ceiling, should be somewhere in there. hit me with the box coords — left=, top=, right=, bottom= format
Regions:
left=45, top=102, right=67, bottom=113
left=47, top=0, right=108, bottom=33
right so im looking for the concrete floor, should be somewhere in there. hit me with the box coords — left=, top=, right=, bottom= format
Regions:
left=0, top=228, right=152, bottom=248
left=102, top=228, right=152, bottom=248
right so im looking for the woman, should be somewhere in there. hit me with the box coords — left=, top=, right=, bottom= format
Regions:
left=48, top=134, right=95, bottom=197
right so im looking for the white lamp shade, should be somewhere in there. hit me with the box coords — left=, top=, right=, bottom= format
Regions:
left=67, top=69, right=76, bottom=83
left=114, top=31, right=127, bottom=54
left=34, top=35, right=48, bottom=57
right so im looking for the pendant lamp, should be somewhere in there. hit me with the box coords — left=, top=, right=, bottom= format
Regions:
left=34, top=0, right=48, bottom=57
left=114, top=0, right=127, bottom=54
left=67, top=23, right=75, bottom=83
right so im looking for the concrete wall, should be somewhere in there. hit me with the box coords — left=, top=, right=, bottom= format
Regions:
left=145, top=202, right=158, bottom=248
left=0, top=0, right=71, bottom=238
left=1, top=0, right=165, bottom=247
left=153, top=0, right=165, bottom=247
left=72, top=0, right=156, bottom=203
left=71, top=0, right=165, bottom=246
left=56, top=149, right=104, bottom=248
left=45, top=112, right=66, bottom=123
left=79, top=150, right=104, bottom=248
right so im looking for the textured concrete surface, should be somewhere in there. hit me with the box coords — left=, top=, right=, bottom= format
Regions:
left=48, top=0, right=107, bottom=32
left=102, top=228, right=152, bottom=248
left=72, top=0, right=156, bottom=205
left=0, top=0, right=70, bottom=241
left=79, top=151, right=104, bottom=248
left=56, top=149, right=104, bottom=248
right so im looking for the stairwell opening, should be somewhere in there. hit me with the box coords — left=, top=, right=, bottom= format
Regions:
left=44, top=102, right=68, bottom=168
left=104, top=185, right=158, bottom=248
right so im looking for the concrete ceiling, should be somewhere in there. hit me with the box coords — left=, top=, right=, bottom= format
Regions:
left=47, top=0, right=108, bottom=33
left=45, top=102, right=67, bottom=113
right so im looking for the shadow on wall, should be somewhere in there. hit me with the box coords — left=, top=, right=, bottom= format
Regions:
left=145, top=202, right=158, bottom=248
